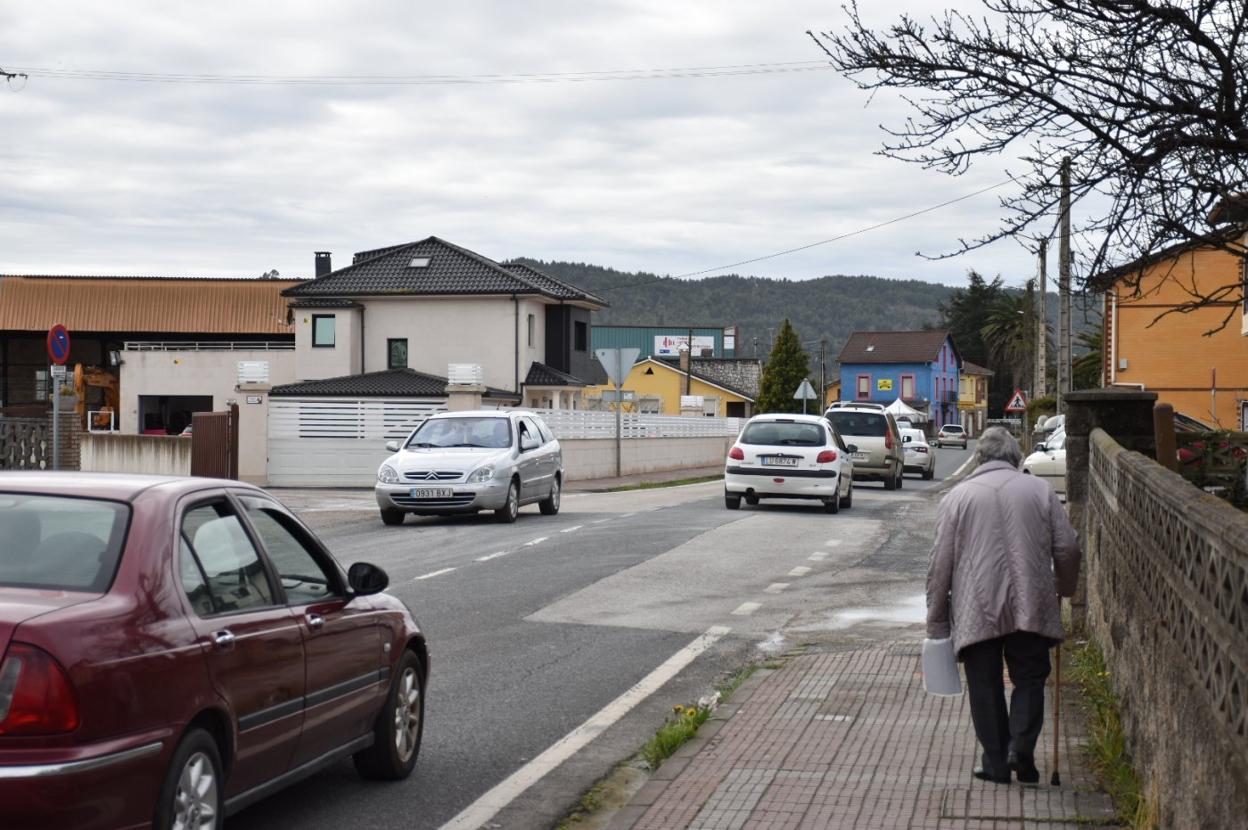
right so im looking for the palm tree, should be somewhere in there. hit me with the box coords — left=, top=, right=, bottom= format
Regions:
left=1072, top=324, right=1104, bottom=390
left=980, top=290, right=1034, bottom=392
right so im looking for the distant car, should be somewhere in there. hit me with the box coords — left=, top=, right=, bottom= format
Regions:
left=1023, top=428, right=1067, bottom=498
left=179, top=424, right=192, bottom=437
left=0, top=473, right=427, bottom=830
left=823, top=406, right=904, bottom=490
left=934, top=424, right=968, bottom=449
left=724, top=413, right=855, bottom=513
left=901, top=428, right=935, bottom=480
left=375, top=410, right=562, bottom=525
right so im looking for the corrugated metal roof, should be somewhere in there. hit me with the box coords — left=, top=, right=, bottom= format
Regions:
left=0, top=275, right=302, bottom=334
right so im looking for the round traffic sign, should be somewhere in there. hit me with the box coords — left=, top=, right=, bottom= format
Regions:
left=47, top=324, right=71, bottom=366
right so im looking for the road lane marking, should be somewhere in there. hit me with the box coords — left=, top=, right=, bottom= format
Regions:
left=619, top=513, right=637, bottom=518
left=476, top=551, right=510, bottom=562
left=438, top=625, right=732, bottom=830
left=523, top=536, right=549, bottom=547
left=560, top=525, right=583, bottom=533
left=825, top=539, right=843, bottom=547
left=592, top=518, right=613, bottom=524
left=732, top=602, right=761, bottom=616
left=412, top=567, right=456, bottom=581
left=952, top=455, right=976, bottom=478
left=788, top=566, right=812, bottom=577
left=808, top=552, right=828, bottom=561
left=764, top=583, right=789, bottom=593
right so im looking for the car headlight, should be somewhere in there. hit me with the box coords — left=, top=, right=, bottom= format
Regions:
left=378, top=464, right=400, bottom=484
left=466, top=465, right=495, bottom=484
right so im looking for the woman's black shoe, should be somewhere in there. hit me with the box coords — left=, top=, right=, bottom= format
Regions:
left=1007, top=753, right=1040, bottom=784
left=972, top=766, right=1012, bottom=784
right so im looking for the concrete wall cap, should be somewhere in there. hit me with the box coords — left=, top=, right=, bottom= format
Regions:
left=1064, top=389, right=1158, bottom=403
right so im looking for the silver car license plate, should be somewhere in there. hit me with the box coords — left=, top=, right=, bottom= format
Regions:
left=762, top=456, right=799, bottom=467
left=410, top=487, right=453, bottom=499
left=851, top=452, right=869, bottom=462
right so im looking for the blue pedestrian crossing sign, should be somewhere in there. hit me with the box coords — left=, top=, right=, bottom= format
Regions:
left=46, top=324, right=71, bottom=366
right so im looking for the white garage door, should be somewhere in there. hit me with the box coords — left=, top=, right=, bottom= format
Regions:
left=267, top=397, right=447, bottom=486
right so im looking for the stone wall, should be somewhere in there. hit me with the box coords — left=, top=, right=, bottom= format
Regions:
left=1085, top=428, right=1248, bottom=829
left=0, top=414, right=82, bottom=470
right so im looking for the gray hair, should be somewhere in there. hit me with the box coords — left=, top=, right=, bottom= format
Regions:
left=975, top=426, right=1023, bottom=468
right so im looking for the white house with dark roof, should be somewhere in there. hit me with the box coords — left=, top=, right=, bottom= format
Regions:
left=283, top=237, right=607, bottom=409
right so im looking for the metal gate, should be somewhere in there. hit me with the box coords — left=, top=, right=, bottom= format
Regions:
left=191, top=405, right=239, bottom=479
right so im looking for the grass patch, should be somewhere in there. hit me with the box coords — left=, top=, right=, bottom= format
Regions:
left=1066, top=638, right=1158, bottom=829
left=640, top=662, right=761, bottom=770
left=605, top=474, right=723, bottom=492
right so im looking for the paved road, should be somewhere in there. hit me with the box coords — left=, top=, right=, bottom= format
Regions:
left=232, top=444, right=974, bottom=830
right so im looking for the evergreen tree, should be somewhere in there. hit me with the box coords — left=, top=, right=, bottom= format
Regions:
left=756, top=319, right=812, bottom=414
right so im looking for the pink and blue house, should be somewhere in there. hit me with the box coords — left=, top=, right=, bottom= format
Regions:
left=836, top=330, right=962, bottom=429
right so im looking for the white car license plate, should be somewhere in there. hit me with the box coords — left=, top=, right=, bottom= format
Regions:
left=851, top=452, right=869, bottom=462
left=410, top=487, right=453, bottom=499
left=761, top=456, right=799, bottom=467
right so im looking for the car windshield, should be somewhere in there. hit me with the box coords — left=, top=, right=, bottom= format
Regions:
left=0, top=494, right=130, bottom=592
left=740, top=420, right=825, bottom=446
left=406, top=417, right=512, bottom=449
left=825, top=412, right=888, bottom=438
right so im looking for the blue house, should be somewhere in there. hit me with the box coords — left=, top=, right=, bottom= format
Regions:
left=836, top=330, right=962, bottom=428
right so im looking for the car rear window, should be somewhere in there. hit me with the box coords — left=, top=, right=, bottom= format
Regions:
left=942, top=425, right=965, bottom=434
left=740, top=421, right=826, bottom=446
left=825, top=412, right=889, bottom=438
left=0, top=494, right=129, bottom=592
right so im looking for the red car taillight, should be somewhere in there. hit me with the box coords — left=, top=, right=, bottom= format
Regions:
left=728, top=446, right=745, bottom=460
left=816, top=450, right=837, bottom=463
left=0, top=644, right=80, bottom=736
left=885, top=432, right=894, bottom=450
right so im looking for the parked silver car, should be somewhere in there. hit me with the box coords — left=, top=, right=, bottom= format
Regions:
left=375, top=410, right=562, bottom=524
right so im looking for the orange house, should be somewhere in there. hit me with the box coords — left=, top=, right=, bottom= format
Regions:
left=1101, top=243, right=1248, bottom=429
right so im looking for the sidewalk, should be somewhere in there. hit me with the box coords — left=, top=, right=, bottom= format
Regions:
left=608, top=642, right=1119, bottom=830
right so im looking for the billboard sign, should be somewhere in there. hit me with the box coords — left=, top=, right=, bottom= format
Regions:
left=654, top=335, right=715, bottom=356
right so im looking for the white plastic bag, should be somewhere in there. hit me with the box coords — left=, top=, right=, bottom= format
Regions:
left=922, top=637, right=963, bottom=696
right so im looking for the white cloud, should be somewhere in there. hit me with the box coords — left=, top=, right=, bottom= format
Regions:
left=1, top=1, right=1036, bottom=286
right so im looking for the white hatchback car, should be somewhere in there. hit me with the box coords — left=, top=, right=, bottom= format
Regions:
left=724, top=413, right=855, bottom=513
left=900, top=428, right=935, bottom=480
left=1023, top=428, right=1066, bottom=499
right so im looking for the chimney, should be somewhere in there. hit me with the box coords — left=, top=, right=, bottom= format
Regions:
left=679, top=343, right=692, bottom=396
left=314, top=251, right=332, bottom=278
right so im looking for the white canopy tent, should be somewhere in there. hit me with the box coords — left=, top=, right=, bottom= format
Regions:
left=885, top=397, right=928, bottom=423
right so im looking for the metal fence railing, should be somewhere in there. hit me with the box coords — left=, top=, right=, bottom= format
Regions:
left=530, top=408, right=743, bottom=440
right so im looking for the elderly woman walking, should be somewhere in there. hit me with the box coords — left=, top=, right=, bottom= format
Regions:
left=927, top=426, right=1081, bottom=785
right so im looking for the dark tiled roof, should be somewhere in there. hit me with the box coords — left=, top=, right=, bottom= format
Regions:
left=284, top=237, right=602, bottom=305
left=837, top=330, right=958, bottom=366
left=651, top=358, right=755, bottom=401
left=525, top=362, right=590, bottom=387
left=961, top=361, right=994, bottom=376
left=288, top=298, right=362, bottom=309
left=503, top=262, right=608, bottom=306
left=270, top=368, right=516, bottom=399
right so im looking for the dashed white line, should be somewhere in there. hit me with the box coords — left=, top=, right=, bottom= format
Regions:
left=764, top=583, right=790, bottom=593
left=592, top=518, right=613, bottom=524
left=560, top=525, right=583, bottom=533
left=732, top=602, right=762, bottom=616
left=523, top=536, right=549, bottom=547
left=808, top=552, right=828, bottom=561
left=788, top=566, right=812, bottom=577
left=476, top=551, right=510, bottom=562
left=825, top=539, right=843, bottom=547
left=619, top=513, right=637, bottom=519
left=438, top=625, right=731, bottom=830
left=412, top=567, right=456, bottom=581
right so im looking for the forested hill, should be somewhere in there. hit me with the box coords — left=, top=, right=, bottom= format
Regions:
left=515, top=258, right=954, bottom=360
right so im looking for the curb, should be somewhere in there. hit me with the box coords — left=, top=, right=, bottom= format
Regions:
left=602, top=667, right=779, bottom=830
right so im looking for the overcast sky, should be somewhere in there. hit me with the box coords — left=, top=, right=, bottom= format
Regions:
left=1, top=1, right=1038, bottom=287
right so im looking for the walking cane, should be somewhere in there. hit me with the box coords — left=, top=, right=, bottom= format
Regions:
left=1051, top=642, right=1062, bottom=786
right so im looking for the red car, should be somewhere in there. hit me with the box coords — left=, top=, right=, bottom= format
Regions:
left=0, top=473, right=428, bottom=830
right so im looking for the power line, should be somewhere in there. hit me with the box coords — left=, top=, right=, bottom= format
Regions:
left=595, top=176, right=1018, bottom=293
left=6, top=60, right=833, bottom=86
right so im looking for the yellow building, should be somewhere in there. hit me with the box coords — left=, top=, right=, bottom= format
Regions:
left=1101, top=242, right=1248, bottom=429
left=586, top=357, right=754, bottom=417
left=957, top=362, right=993, bottom=437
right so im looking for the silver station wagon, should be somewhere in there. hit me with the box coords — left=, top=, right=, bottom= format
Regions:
left=375, top=410, right=563, bottom=524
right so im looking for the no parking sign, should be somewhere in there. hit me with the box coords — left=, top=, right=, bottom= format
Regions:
left=47, top=324, right=71, bottom=365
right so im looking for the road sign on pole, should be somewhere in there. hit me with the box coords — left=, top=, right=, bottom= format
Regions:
left=594, top=348, right=641, bottom=477
left=47, top=324, right=71, bottom=366
left=1004, top=389, right=1029, bottom=413
left=794, top=379, right=817, bottom=414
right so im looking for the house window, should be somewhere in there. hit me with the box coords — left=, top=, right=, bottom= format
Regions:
left=977, top=378, right=985, bottom=403
left=856, top=374, right=870, bottom=399
left=528, top=314, right=536, bottom=348
left=900, top=374, right=915, bottom=400
left=387, top=339, right=408, bottom=369
left=574, top=321, right=588, bottom=351
left=312, top=315, right=336, bottom=348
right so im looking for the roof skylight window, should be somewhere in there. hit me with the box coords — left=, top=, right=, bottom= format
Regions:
left=409, top=257, right=431, bottom=268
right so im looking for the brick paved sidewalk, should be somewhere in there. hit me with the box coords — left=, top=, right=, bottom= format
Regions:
left=609, top=643, right=1120, bottom=830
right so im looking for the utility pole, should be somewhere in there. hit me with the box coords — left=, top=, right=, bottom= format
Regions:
left=819, top=336, right=828, bottom=410
left=1035, top=240, right=1048, bottom=399
left=1024, top=279, right=1036, bottom=395
left=1057, top=157, right=1072, bottom=413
